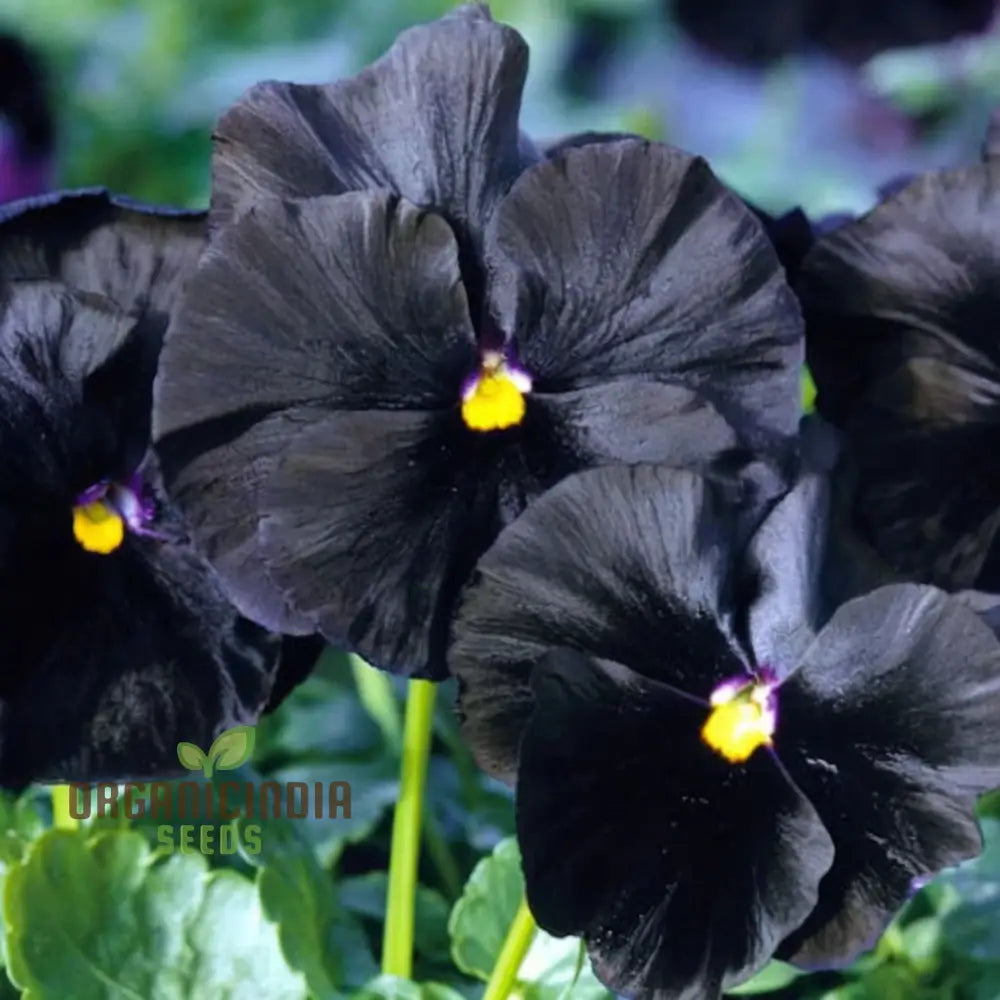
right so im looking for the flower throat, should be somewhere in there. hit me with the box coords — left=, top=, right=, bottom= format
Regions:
left=460, top=348, right=532, bottom=433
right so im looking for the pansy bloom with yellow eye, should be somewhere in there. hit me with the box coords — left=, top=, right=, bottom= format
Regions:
left=0, top=189, right=292, bottom=788
left=450, top=442, right=1000, bottom=999
left=799, top=114, right=1000, bottom=600
left=152, top=3, right=804, bottom=680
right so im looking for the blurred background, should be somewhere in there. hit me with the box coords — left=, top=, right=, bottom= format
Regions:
left=2, top=0, right=1000, bottom=217
left=4, top=2, right=1000, bottom=998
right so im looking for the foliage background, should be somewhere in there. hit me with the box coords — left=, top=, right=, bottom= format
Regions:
left=2, top=0, right=1000, bottom=997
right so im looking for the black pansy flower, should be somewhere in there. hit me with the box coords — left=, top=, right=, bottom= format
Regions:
left=798, top=126, right=1000, bottom=595
left=670, top=0, right=995, bottom=67
left=450, top=447, right=1000, bottom=998
left=0, top=189, right=290, bottom=787
left=152, top=3, right=804, bottom=680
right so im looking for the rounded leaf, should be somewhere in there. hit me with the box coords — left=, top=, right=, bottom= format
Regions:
left=3, top=829, right=306, bottom=999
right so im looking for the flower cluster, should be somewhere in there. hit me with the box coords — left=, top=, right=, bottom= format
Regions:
left=5, top=5, right=1000, bottom=998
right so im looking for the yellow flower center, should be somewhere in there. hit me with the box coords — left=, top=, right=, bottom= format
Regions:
left=72, top=500, right=125, bottom=555
left=700, top=680, right=776, bottom=764
left=461, top=353, right=531, bottom=433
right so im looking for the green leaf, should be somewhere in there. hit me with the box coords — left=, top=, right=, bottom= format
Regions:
left=270, top=759, right=399, bottom=866
left=519, top=934, right=609, bottom=1000
left=940, top=818, right=1000, bottom=962
left=352, top=974, right=467, bottom=1000
left=801, top=367, right=817, bottom=414
left=4, top=828, right=307, bottom=1000
left=0, top=792, right=44, bottom=869
left=449, top=838, right=524, bottom=981
left=900, top=917, right=942, bottom=974
left=726, top=960, right=803, bottom=995
left=857, top=963, right=925, bottom=1000
left=208, top=725, right=257, bottom=772
left=176, top=741, right=207, bottom=772
left=255, top=656, right=383, bottom=765
left=246, top=798, right=377, bottom=996
left=448, top=837, right=610, bottom=999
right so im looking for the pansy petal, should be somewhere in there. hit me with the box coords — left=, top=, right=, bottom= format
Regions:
left=155, top=192, right=476, bottom=433
left=537, top=130, right=639, bottom=157
left=212, top=3, right=531, bottom=251
left=954, top=587, right=1000, bottom=639
left=0, top=364, right=281, bottom=784
left=154, top=408, right=320, bottom=635
left=258, top=408, right=509, bottom=679
left=264, top=635, right=328, bottom=714
left=451, top=464, right=756, bottom=782
left=800, top=164, right=1000, bottom=590
left=777, top=584, right=1000, bottom=966
left=0, top=284, right=159, bottom=492
left=0, top=526, right=280, bottom=786
left=746, top=202, right=815, bottom=282
left=846, top=370, right=1000, bottom=589
left=800, top=163, right=1000, bottom=415
left=0, top=187, right=205, bottom=316
left=744, top=416, right=893, bottom=673
left=517, top=648, right=834, bottom=1000
left=530, top=381, right=739, bottom=467
left=486, top=139, right=803, bottom=450
left=0, top=203, right=286, bottom=785
left=153, top=192, right=478, bottom=628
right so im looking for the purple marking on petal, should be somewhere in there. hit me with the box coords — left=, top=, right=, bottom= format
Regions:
left=710, top=674, right=754, bottom=703
left=506, top=363, right=533, bottom=394
left=115, top=486, right=144, bottom=532
left=126, top=470, right=158, bottom=523
left=124, top=468, right=146, bottom=496
left=762, top=688, right=779, bottom=735
left=75, top=480, right=109, bottom=506
left=756, top=663, right=780, bottom=686
left=105, top=475, right=160, bottom=535
left=131, top=524, right=173, bottom=542
left=461, top=370, right=480, bottom=401
left=140, top=494, right=157, bottom=523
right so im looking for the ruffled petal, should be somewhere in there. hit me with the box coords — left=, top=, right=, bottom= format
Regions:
left=517, top=649, right=834, bottom=1000
left=0, top=527, right=280, bottom=787
left=258, top=408, right=508, bottom=679
left=486, top=139, right=803, bottom=453
left=154, top=409, right=319, bottom=635
left=211, top=2, right=532, bottom=254
left=743, top=416, right=893, bottom=673
left=153, top=192, right=478, bottom=635
left=451, top=464, right=760, bottom=781
left=776, top=584, right=1000, bottom=965
left=0, top=210, right=282, bottom=784
left=800, top=162, right=1000, bottom=590
left=0, top=187, right=204, bottom=316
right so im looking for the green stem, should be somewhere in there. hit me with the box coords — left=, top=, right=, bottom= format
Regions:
left=382, top=678, right=438, bottom=978
left=51, top=785, right=80, bottom=831
left=482, top=897, right=537, bottom=1000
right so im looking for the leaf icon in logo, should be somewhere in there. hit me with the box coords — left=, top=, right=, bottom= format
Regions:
left=177, top=742, right=207, bottom=772
left=204, top=726, right=256, bottom=777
